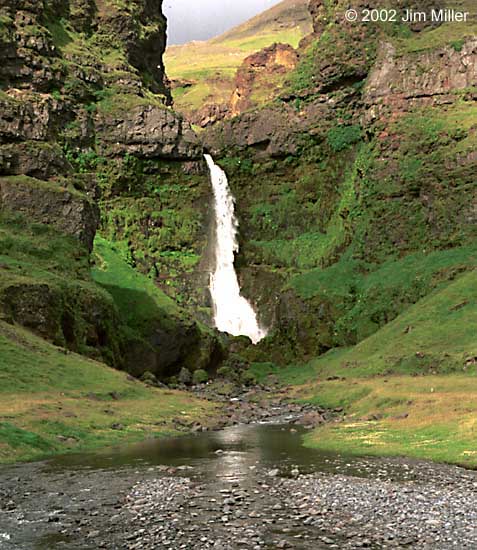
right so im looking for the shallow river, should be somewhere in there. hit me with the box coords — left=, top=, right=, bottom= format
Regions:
left=46, top=423, right=428, bottom=482
left=2, top=423, right=477, bottom=549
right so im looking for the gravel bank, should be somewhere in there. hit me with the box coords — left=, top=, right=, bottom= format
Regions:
left=1, top=445, right=477, bottom=549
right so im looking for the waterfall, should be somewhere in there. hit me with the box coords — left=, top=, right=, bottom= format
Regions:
left=205, top=154, right=267, bottom=344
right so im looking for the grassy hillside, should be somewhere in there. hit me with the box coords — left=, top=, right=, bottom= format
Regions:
left=251, top=269, right=477, bottom=466
left=164, top=0, right=312, bottom=120
left=0, top=320, right=216, bottom=463
left=0, top=220, right=219, bottom=463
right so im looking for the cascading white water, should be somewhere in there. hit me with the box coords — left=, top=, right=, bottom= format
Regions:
left=205, top=154, right=267, bottom=344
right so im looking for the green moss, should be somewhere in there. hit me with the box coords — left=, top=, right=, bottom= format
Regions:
left=450, top=38, right=466, bottom=52
left=327, top=124, right=362, bottom=152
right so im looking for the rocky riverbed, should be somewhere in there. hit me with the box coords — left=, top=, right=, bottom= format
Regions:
left=2, top=448, right=477, bottom=549
left=0, top=389, right=477, bottom=550
left=1, top=393, right=477, bottom=549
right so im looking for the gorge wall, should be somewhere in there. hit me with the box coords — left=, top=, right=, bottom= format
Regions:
left=202, top=0, right=477, bottom=362
left=1, top=0, right=476, bottom=379
left=0, top=0, right=224, bottom=379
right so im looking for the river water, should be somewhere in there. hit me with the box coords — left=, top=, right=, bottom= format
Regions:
left=3, top=422, right=477, bottom=549
left=45, top=423, right=427, bottom=483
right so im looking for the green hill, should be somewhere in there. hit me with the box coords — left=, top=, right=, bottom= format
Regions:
left=164, top=0, right=312, bottom=122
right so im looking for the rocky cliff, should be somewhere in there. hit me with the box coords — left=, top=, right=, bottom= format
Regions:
left=0, top=0, right=224, bottom=379
left=202, top=0, right=477, bottom=361
left=229, top=43, right=298, bottom=118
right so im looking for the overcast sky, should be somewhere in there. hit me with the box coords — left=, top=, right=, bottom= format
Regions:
left=164, top=0, right=282, bottom=45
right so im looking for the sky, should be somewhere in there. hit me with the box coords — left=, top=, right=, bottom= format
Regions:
left=164, top=0, right=282, bottom=45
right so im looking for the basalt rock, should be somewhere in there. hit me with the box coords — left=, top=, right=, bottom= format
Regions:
left=95, top=103, right=202, bottom=160
left=363, top=39, right=477, bottom=124
left=96, top=0, right=171, bottom=100
left=0, top=142, right=71, bottom=179
left=0, top=280, right=122, bottom=364
left=0, top=91, right=65, bottom=143
left=0, top=176, right=99, bottom=252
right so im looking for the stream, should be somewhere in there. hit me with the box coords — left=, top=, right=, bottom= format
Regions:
left=2, top=420, right=477, bottom=549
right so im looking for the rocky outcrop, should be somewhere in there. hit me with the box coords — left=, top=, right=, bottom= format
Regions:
left=96, top=103, right=202, bottom=160
left=96, top=0, right=171, bottom=100
left=125, top=320, right=224, bottom=379
left=0, top=91, right=65, bottom=143
left=0, top=142, right=71, bottom=179
left=0, top=280, right=121, bottom=358
left=0, top=0, right=200, bottom=179
left=0, top=1, right=63, bottom=92
left=0, top=176, right=99, bottom=251
left=229, top=43, right=298, bottom=117
left=364, top=39, right=477, bottom=123
left=204, top=101, right=330, bottom=158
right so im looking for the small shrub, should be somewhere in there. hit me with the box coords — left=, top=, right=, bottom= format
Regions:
left=450, top=39, right=465, bottom=52
left=217, top=366, right=234, bottom=380
left=178, top=367, right=192, bottom=385
left=240, top=370, right=256, bottom=386
left=192, top=369, right=208, bottom=385
left=140, top=371, right=158, bottom=387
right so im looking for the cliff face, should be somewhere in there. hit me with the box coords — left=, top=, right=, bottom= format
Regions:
left=229, top=43, right=298, bottom=118
left=202, top=0, right=477, bottom=361
left=0, top=0, right=170, bottom=96
left=0, top=0, right=224, bottom=379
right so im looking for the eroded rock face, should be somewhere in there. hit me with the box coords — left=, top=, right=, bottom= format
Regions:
left=0, top=91, right=65, bottom=143
left=0, top=142, right=71, bottom=179
left=364, top=39, right=477, bottom=122
left=96, top=104, right=202, bottom=160
left=0, top=1, right=64, bottom=92
left=229, top=43, right=298, bottom=117
left=96, top=0, right=171, bottom=100
left=125, top=320, right=224, bottom=380
left=204, top=99, right=331, bottom=158
left=0, top=176, right=99, bottom=251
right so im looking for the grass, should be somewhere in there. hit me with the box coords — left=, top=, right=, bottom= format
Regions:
left=252, top=269, right=477, bottom=467
left=0, top=210, right=91, bottom=282
left=301, top=375, right=477, bottom=468
left=0, top=320, right=217, bottom=463
left=393, top=0, right=477, bottom=54
left=92, top=236, right=179, bottom=333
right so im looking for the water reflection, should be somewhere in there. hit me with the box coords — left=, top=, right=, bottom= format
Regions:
left=44, top=424, right=429, bottom=483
